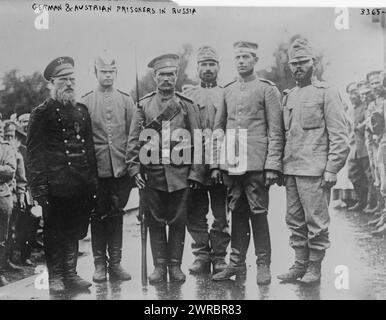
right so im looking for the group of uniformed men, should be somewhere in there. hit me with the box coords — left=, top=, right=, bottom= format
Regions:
left=347, top=70, right=386, bottom=235
left=6, top=37, right=350, bottom=295
left=0, top=112, right=39, bottom=287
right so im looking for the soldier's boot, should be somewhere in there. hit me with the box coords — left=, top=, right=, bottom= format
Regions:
left=299, top=250, right=324, bottom=285
left=299, top=261, right=322, bottom=285
left=371, top=221, right=386, bottom=236
left=369, top=214, right=383, bottom=227
left=0, top=243, right=10, bottom=287
left=364, top=190, right=383, bottom=214
left=375, top=214, right=386, bottom=228
left=149, top=265, right=167, bottom=284
left=149, top=226, right=168, bottom=285
left=168, top=226, right=186, bottom=282
left=189, top=258, right=211, bottom=274
left=93, top=263, right=107, bottom=283
left=277, top=261, right=308, bottom=282
left=91, top=218, right=107, bottom=283
left=211, top=263, right=247, bottom=281
left=277, top=248, right=309, bottom=282
left=256, top=263, right=271, bottom=285
left=0, top=275, right=9, bottom=287
left=212, top=258, right=227, bottom=275
left=63, top=240, right=91, bottom=291
left=168, top=265, right=186, bottom=282
left=106, top=216, right=131, bottom=281
left=44, top=235, right=66, bottom=294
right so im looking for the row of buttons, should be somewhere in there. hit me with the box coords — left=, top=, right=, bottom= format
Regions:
left=55, top=106, right=86, bottom=167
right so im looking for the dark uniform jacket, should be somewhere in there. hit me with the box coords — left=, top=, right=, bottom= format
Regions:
left=26, top=98, right=98, bottom=199
left=126, top=91, right=206, bottom=192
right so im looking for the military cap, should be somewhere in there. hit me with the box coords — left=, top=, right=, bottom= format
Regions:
left=346, top=82, right=358, bottom=93
left=148, top=54, right=180, bottom=71
left=18, top=113, right=30, bottom=123
left=233, top=41, right=258, bottom=56
left=288, top=38, right=314, bottom=64
left=43, top=56, right=74, bottom=81
left=95, top=51, right=117, bottom=71
left=197, top=46, right=219, bottom=63
left=357, top=80, right=372, bottom=94
left=366, top=70, right=383, bottom=81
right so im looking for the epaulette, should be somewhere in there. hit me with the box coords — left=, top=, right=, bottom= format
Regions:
left=313, top=81, right=328, bottom=89
left=175, top=92, right=194, bottom=104
left=81, top=90, right=93, bottom=99
left=138, top=91, right=156, bottom=106
left=117, top=89, right=131, bottom=98
left=224, top=80, right=237, bottom=88
left=259, top=78, right=276, bottom=86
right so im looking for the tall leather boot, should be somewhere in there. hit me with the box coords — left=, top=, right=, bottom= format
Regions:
left=251, top=213, right=272, bottom=285
left=299, top=249, right=324, bottom=285
left=0, top=242, right=9, bottom=287
left=277, top=247, right=309, bottom=282
left=44, top=231, right=65, bottom=294
left=106, top=216, right=131, bottom=281
left=91, top=218, right=107, bottom=283
left=168, top=225, right=186, bottom=282
left=149, top=225, right=168, bottom=284
left=212, top=209, right=249, bottom=281
left=349, top=182, right=368, bottom=211
left=63, top=239, right=91, bottom=291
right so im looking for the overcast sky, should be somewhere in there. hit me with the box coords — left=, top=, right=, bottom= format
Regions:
left=0, top=1, right=383, bottom=98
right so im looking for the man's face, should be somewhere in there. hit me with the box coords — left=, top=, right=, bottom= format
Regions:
left=289, top=58, right=314, bottom=82
left=96, top=69, right=117, bottom=88
left=154, top=68, right=178, bottom=91
left=4, top=133, right=15, bottom=143
left=358, top=86, right=375, bottom=103
left=197, top=60, right=219, bottom=83
left=347, top=86, right=361, bottom=106
left=52, top=74, right=76, bottom=106
left=20, top=119, right=29, bottom=133
left=368, top=73, right=385, bottom=96
left=234, top=52, right=257, bottom=76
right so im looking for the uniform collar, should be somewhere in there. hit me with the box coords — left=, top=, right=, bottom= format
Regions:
left=156, top=89, right=175, bottom=103
left=200, top=81, right=217, bottom=88
left=238, top=72, right=257, bottom=83
left=96, top=85, right=114, bottom=93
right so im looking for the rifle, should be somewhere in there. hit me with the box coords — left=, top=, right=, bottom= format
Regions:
left=134, top=48, right=148, bottom=287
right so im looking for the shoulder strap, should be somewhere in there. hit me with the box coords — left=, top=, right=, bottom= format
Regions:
left=144, top=99, right=181, bottom=133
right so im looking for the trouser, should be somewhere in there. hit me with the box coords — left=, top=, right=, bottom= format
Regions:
left=285, top=175, right=330, bottom=261
left=0, top=195, right=12, bottom=275
left=43, top=195, right=92, bottom=281
left=91, top=175, right=131, bottom=267
left=224, top=171, right=271, bottom=267
left=366, top=142, right=380, bottom=186
left=347, top=155, right=376, bottom=206
left=187, top=184, right=230, bottom=262
left=144, top=187, right=190, bottom=266
left=377, top=142, right=386, bottom=196
left=16, top=205, right=38, bottom=261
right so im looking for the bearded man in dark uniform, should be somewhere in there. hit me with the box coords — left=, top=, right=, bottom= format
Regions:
left=27, top=57, right=98, bottom=294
